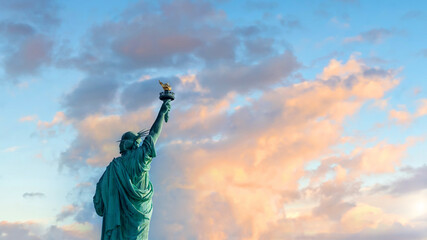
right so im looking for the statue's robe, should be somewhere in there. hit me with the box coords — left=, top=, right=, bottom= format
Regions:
left=93, top=135, right=156, bottom=240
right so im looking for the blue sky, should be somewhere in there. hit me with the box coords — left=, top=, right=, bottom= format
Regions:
left=0, top=0, right=426, bottom=239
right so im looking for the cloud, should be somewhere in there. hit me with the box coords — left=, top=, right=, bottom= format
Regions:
left=373, top=165, right=427, bottom=195
left=22, top=192, right=45, bottom=198
left=415, top=99, right=427, bottom=116
left=2, top=1, right=424, bottom=239
left=330, top=17, right=350, bottom=28
left=1, top=146, right=22, bottom=152
left=0, top=21, right=35, bottom=39
left=2, top=35, right=53, bottom=78
left=0, top=221, right=97, bottom=240
left=195, top=35, right=238, bottom=63
left=401, top=11, right=423, bottom=20
left=55, top=0, right=297, bottom=112
left=0, top=0, right=60, bottom=27
left=60, top=51, right=300, bottom=168
left=45, top=223, right=97, bottom=240
left=341, top=203, right=403, bottom=233
left=278, top=15, right=303, bottom=30
left=54, top=1, right=414, bottom=233
left=56, top=205, right=79, bottom=222
left=243, top=37, right=275, bottom=59
left=199, top=51, right=300, bottom=98
left=319, top=56, right=363, bottom=79
left=54, top=0, right=300, bottom=122
left=0, top=0, right=59, bottom=81
left=62, top=0, right=230, bottom=73
left=37, top=112, right=67, bottom=129
left=234, top=25, right=262, bottom=37
left=307, top=137, right=419, bottom=190
left=120, top=76, right=180, bottom=112
left=264, top=222, right=427, bottom=240
left=57, top=56, right=408, bottom=239
left=150, top=57, right=400, bottom=238
left=59, top=108, right=155, bottom=170
left=372, top=98, right=388, bottom=110
left=49, top=181, right=101, bottom=238
left=312, top=181, right=357, bottom=221
left=61, top=75, right=119, bottom=119
left=56, top=0, right=292, bottom=121
left=19, top=115, right=38, bottom=122
left=344, top=28, right=394, bottom=44
left=33, top=111, right=69, bottom=138
left=389, top=109, right=412, bottom=125
left=389, top=99, right=427, bottom=125
left=348, top=139, right=416, bottom=175
left=0, top=221, right=42, bottom=240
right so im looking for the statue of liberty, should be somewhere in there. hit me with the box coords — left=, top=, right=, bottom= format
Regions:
left=93, top=82, right=174, bottom=239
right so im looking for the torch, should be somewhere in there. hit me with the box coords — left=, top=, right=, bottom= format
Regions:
left=159, top=80, right=175, bottom=122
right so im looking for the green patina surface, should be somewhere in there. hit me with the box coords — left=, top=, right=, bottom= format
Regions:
left=94, top=100, right=171, bottom=240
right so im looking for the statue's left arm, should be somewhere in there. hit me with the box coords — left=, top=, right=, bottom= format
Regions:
left=149, top=99, right=171, bottom=145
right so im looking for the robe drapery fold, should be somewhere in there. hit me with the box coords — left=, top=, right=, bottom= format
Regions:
left=94, top=135, right=156, bottom=240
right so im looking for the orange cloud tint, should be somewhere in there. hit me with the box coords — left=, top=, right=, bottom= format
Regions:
left=73, top=108, right=154, bottom=166
left=37, top=111, right=67, bottom=129
left=389, top=98, right=427, bottom=125
left=341, top=203, right=404, bottom=233
left=157, top=57, right=404, bottom=238
left=349, top=138, right=418, bottom=176
left=19, top=115, right=38, bottom=122
left=60, top=56, right=419, bottom=239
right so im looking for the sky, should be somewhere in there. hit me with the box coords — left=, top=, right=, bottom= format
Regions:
left=0, top=0, right=426, bottom=239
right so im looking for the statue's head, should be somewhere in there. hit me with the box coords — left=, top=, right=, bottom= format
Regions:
left=119, top=131, right=143, bottom=154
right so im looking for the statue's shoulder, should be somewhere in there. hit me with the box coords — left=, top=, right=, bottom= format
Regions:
left=108, top=157, right=124, bottom=168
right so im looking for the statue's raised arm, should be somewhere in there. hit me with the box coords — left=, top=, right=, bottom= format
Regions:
left=93, top=81, right=175, bottom=240
left=149, top=100, right=171, bottom=145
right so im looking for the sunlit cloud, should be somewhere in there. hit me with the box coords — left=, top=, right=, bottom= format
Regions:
left=19, top=115, right=38, bottom=122
left=1, top=1, right=426, bottom=240
left=37, top=111, right=67, bottom=129
left=1, top=146, right=22, bottom=153
left=389, top=99, right=427, bottom=125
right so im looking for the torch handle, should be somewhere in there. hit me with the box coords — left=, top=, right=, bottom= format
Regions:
left=163, top=99, right=170, bottom=123
left=165, top=111, right=169, bottom=123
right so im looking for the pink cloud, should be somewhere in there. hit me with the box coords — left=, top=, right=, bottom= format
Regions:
left=389, top=109, right=412, bottom=125
left=341, top=203, right=404, bottom=233
left=37, top=111, right=67, bottom=129
left=389, top=98, right=427, bottom=125
left=351, top=139, right=417, bottom=175
left=415, top=99, right=427, bottom=117
left=56, top=204, right=79, bottom=222
left=19, top=115, right=38, bottom=122
left=60, top=108, right=155, bottom=168
left=155, top=57, right=402, bottom=238
left=4, top=35, right=53, bottom=77
left=0, top=221, right=97, bottom=240
left=319, top=56, right=363, bottom=79
left=60, top=56, right=419, bottom=239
